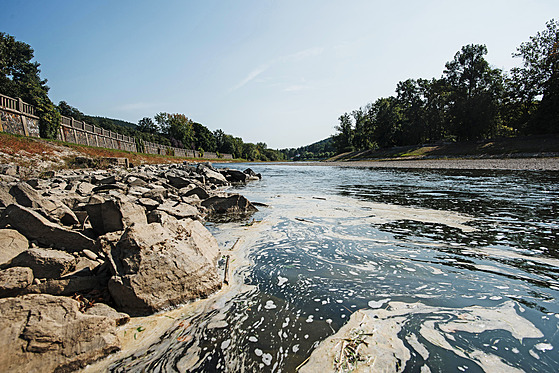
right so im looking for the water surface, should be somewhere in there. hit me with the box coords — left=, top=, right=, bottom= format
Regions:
left=109, top=164, right=559, bottom=372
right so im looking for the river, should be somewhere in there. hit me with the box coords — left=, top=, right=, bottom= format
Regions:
left=107, top=163, right=559, bottom=372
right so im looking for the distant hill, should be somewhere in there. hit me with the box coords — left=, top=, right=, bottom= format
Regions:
left=280, top=137, right=335, bottom=160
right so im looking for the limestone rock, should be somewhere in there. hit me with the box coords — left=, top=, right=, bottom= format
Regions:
left=85, top=195, right=147, bottom=235
left=0, top=228, right=29, bottom=265
left=0, top=266, right=33, bottom=297
left=142, top=188, right=168, bottom=203
left=156, top=200, right=200, bottom=220
left=166, top=174, right=194, bottom=189
left=25, top=275, right=102, bottom=296
left=197, top=164, right=228, bottom=185
left=219, top=168, right=248, bottom=183
left=85, top=303, right=130, bottom=326
left=11, top=248, right=77, bottom=279
left=108, top=223, right=221, bottom=315
left=201, top=194, right=258, bottom=221
left=9, top=182, right=78, bottom=226
left=0, top=183, right=16, bottom=208
left=0, top=204, right=96, bottom=252
left=76, top=181, right=95, bottom=196
left=181, top=185, right=210, bottom=200
left=0, top=294, right=120, bottom=372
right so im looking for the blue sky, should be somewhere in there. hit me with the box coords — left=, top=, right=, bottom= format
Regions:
left=1, top=0, right=557, bottom=148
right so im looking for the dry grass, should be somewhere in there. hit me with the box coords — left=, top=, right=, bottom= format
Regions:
left=0, top=132, right=233, bottom=169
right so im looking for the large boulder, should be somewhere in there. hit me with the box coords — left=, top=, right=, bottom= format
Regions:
left=219, top=169, right=248, bottom=183
left=0, top=228, right=29, bottom=265
left=107, top=223, right=221, bottom=315
left=197, top=164, right=228, bottom=186
left=11, top=248, right=77, bottom=279
left=180, top=185, right=210, bottom=200
left=10, top=182, right=79, bottom=226
left=201, top=194, right=258, bottom=221
left=0, top=266, right=33, bottom=297
left=85, top=195, right=147, bottom=235
left=0, top=294, right=120, bottom=372
left=0, top=204, right=96, bottom=252
left=166, top=174, right=194, bottom=189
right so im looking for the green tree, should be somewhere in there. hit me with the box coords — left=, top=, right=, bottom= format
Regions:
left=0, top=32, right=60, bottom=138
left=138, top=117, right=158, bottom=133
left=155, top=112, right=195, bottom=148
left=511, top=19, right=559, bottom=134
left=192, top=122, right=216, bottom=152
left=443, top=44, right=504, bottom=140
left=333, top=113, right=354, bottom=153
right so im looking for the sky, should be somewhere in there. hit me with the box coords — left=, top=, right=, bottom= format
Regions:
left=1, top=0, right=557, bottom=149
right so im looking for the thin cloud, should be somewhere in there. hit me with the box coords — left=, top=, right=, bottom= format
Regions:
left=283, top=84, right=311, bottom=92
left=230, top=65, right=269, bottom=92
left=283, top=47, right=325, bottom=62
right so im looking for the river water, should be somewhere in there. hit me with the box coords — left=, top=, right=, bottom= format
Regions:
left=108, top=163, right=559, bottom=372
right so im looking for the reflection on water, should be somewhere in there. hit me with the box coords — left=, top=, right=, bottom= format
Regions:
left=108, top=164, right=559, bottom=372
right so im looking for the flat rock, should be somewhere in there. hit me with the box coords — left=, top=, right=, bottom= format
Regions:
left=0, top=228, right=29, bottom=265
left=0, top=294, right=120, bottom=372
left=0, top=204, right=96, bottom=252
left=157, top=200, right=201, bottom=220
left=85, top=303, right=130, bottom=326
left=9, top=182, right=78, bottom=226
left=25, top=275, right=102, bottom=296
left=0, top=266, right=33, bottom=297
left=11, top=248, right=77, bottom=279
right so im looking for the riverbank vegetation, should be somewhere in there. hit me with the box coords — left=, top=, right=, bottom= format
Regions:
left=332, top=19, right=559, bottom=155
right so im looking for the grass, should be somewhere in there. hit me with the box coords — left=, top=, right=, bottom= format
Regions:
left=0, top=132, right=237, bottom=168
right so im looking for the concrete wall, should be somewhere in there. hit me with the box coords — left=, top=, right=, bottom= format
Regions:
left=0, top=93, right=233, bottom=160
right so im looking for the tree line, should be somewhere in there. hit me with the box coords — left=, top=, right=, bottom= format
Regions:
left=333, top=20, right=559, bottom=154
left=1, top=32, right=286, bottom=161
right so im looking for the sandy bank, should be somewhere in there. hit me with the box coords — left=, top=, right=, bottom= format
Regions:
left=323, top=157, right=559, bottom=171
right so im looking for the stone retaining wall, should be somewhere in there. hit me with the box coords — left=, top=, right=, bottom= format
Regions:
left=0, top=94, right=40, bottom=137
left=0, top=93, right=233, bottom=160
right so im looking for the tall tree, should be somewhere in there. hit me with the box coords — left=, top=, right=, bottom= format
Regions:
left=511, top=19, right=559, bottom=134
left=137, top=117, right=158, bottom=133
left=333, top=113, right=354, bottom=153
left=0, top=32, right=60, bottom=138
left=443, top=44, right=503, bottom=140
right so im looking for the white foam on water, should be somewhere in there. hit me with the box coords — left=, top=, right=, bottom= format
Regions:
left=368, top=298, right=390, bottom=309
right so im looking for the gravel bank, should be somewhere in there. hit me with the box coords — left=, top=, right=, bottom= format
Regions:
left=326, top=157, right=559, bottom=171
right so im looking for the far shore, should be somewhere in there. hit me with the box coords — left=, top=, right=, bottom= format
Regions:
left=266, top=157, right=559, bottom=171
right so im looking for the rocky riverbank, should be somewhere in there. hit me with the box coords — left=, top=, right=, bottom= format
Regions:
left=0, top=161, right=261, bottom=372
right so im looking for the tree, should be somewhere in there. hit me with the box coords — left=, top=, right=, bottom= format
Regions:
left=511, top=19, right=559, bottom=134
left=443, top=44, right=503, bottom=140
left=333, top=113, right=354, bottom=153
left=155, top=112, right=195, bottom=149
left=192, top=122, right=216, bottom=152
left=0, top=32, right=60, bottom=138
left=137, top=117, right=158, bottom=133
left=58, top=101, right=85, bottom=121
